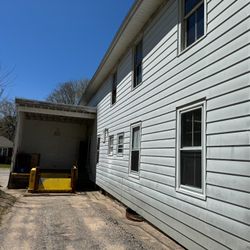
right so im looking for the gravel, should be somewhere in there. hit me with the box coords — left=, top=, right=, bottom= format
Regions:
left=0, top=191, right=182, bottom=250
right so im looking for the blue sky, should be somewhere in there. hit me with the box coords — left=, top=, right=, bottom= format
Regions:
left=0, top=0, right=134, bottom=100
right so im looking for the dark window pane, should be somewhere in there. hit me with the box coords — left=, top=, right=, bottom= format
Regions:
left=132, top=126, right=140, bottom=150
left=118, top=135, right=124, bottom=154
left=118, top=136, right=123, bottom=145
left=186, top=13, right=196, bottom=47
left=181, top=111, right=192, bottom=147
left=197, top=4, right=204, bottom=39
left=183, top=0, right=204, bottom=49
left=181, top=151, right=201, bottom=188
left=193, top=108, right=202, bottom=146
left=112, top=73, right=117, bottom=104
left=131, top=150, right=139, bottom=172
left=136, top=64, right=142, bottom=85
left=185, top=0, right=196, bottom=15
left=96, top=138, right=100, bottom=164
left=112, top=87, right=116, bottom=104
left=184, top=0, right=202, bottom=15
left=134, top=40, right=143, bottom=87
left=118, top=146, right=123, bottom=154
left=135, top=41, right=143, bottom=64
left=134, top=64, right=142, bottom=87
left=181, top=108, right=202, bottom=147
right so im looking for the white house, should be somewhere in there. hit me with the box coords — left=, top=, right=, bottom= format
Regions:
left=10, top=0, right=249, bottom=249
left=80, top=0, right=250, bottom=249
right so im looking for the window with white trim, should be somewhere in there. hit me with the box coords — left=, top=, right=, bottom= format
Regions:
left=181, top=0, right=205, bottom=50
left=177, top=101, right=206, bottom=197
left=133, top=40, right=143, bottom=88
left=108, top=135, right=114, bottom=155
left=117, top=133, right=124, bottom=156
left=130, top=123, right=141, bottom=173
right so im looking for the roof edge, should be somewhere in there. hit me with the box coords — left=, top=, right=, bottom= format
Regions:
left=15, top=98, right=97, bottom=113
left=81, top=0, right=164, bottom=105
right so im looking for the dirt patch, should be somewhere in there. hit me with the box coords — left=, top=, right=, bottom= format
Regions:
left=0, top=191, right=183, bottom=249
left=0, top=190, right=16, bottom=224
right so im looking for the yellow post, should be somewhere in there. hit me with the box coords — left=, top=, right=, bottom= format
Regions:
left=28, top=168, right=37, bottom=192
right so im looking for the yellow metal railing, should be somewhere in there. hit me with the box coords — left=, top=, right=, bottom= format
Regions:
left=28, top=166, right=78, bottom=193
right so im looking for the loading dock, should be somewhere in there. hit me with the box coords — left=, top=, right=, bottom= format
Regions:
left=8, top=99, right=97, bottom=190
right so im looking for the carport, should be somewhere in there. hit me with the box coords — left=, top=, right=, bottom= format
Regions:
left=8, top=98, right=97, bottom=190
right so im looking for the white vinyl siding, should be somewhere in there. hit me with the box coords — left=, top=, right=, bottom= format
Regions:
left=87, top=0, right=250, bottom=249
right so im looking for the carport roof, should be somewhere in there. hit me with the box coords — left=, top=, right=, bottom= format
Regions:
left=16, top=98, right=96, bottom=120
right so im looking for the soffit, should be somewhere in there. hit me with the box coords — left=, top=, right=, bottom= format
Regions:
left=82, top=0, right=164, bottom=104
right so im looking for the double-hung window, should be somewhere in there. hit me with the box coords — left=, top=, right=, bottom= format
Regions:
left=133, top=40, right=143, bottom=88
left=96, top=137, right=100, bottom=164
left=181, top=0, right=205, bottom=49
left=117, top=133, right=124, bottom=156
left=177, top=101, right=206, bottom=198
left=108, top=135, right=114, bottom=156
left=111, top=72, right=117, bottom=105
left=130, top=123, right=141, bottom=173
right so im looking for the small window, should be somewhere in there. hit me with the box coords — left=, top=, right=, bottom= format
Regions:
left=96, top=137, right=100, bottom=164
left=111, top=72, right=117, bottom=105
left=181, top=0, right=205, bottom=49
left=177, top=101, right=206, bottom=197
left=133, top=40, right=143, bottom=88
left=108, top=135, right=114, bottom=155
left=117, top=133, right=124, bottom=156
left=130, top=123, right=141, bottom=173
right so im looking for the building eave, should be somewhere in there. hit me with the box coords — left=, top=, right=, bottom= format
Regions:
left=15, top=98, right=96, bottom=120
left=81, top=0, right=165, bottom=105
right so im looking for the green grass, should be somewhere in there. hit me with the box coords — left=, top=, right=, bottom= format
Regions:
left=0, top=164, right=11, bottom=169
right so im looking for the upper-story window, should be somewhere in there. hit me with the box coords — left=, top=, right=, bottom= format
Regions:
left=133, top=40, right=143, bottom=88
left=182, top=0, right=205, bottom=49
left=111, top=72, right=117, bottom=105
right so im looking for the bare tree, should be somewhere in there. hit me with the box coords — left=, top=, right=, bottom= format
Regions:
left=0, top=65, right=15, bottom=99
left=0, top=65, right=16, bottom=141
left=0, top=99, right=16, bottom=141
left=47, top=79, right=89, bottom=105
